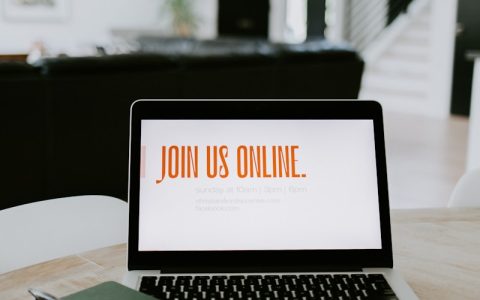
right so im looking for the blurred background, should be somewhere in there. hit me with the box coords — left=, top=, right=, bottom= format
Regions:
left=1, top=0, right=479, bottom=210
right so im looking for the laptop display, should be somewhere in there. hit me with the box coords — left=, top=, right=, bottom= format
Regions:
left=125, top=100, right=418, bottom=299
left=128, top=100, right=393, bottom=272
left=138, top=119, right=381, bottom=252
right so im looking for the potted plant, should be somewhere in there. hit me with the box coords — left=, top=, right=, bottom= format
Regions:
left=164, top=0, right=198, bottom=37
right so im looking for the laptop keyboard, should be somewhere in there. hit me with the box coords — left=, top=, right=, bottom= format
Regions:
left=139, top=273, right=398, bottom=300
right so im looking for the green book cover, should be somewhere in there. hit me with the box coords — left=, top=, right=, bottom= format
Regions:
left=62, top=281, right=155, bottom=300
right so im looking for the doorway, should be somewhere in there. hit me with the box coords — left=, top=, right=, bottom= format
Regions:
left=450, top=0, right=480, bottom=116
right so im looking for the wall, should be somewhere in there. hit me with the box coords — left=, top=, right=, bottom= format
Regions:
left=0, top=0, right=217, bottom=54
left=269, top=0, right=287, bottom=42
left=428, top=0, right=458, bottom=118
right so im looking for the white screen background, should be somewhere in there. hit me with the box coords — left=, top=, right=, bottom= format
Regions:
left=138, top=120, right=382, bottom=251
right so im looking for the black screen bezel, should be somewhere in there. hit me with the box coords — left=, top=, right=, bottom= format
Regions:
left=128, top=100, right=393, bottom=272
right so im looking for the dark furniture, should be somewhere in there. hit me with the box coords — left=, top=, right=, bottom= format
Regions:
left=39, top=54, right=181, bottom=203
left=1, top=38, right=364, bottom=210
left=0, top=62, right=49, bottom=209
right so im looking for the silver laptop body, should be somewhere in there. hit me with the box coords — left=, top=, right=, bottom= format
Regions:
left=124, top=100, right=418, bottom=300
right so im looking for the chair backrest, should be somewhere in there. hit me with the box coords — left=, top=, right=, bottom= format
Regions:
left=448, top=168, right=480, bottom=207
left=0, top=195, right=128, bottom=274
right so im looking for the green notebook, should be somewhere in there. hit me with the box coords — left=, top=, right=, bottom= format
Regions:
left=62, top=281, right=155, bottom=300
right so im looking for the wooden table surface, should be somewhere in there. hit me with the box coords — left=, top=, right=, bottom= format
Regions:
left=1, top=208, right=479, bottom=300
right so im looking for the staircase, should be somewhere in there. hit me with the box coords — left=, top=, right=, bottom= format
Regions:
left=359, top=0, right=433, bottom=115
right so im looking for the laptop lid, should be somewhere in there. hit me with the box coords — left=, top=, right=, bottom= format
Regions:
left=128, top=100, right=393, bottom=272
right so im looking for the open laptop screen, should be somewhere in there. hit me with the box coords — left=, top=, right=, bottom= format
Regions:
left=138, top=119, right=381, bottom=251
left=128, top=100, right=393, bottom=271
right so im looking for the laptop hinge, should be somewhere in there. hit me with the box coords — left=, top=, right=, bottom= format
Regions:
left=158, top=266, right=363, bottom=274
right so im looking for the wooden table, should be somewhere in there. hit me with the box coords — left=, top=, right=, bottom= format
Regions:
left=1, top=208, right=479, bottom=300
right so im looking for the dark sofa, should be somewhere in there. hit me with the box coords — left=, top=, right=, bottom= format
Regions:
left=0, top=38, right=364, bottom=210
left=1, top=62, right=49, bottom=209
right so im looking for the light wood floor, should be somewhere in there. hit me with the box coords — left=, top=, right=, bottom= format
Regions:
left=384, top=112, right=469, bottom=208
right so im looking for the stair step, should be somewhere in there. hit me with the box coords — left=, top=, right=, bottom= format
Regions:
left=387, top=41, right=429, bottom=57
left=401, top=26, right=430, bottom=41
left=395, top=16, right=431, bottom=45
left=383, top=51, right=428, bottom=62
left=396, top=34, right=430, bottom=47
left=409, top=16, right=430, bottom=29
left=361, top=84, right=427, bottom=98
left=359, top=89, right=427, bottom=107
left=359, top=90, right=429, bottom=115
left=365, top=65, right=427, bottom=80
left=382, top=50, right=430, bottom=64
left=365, top=58, right=428, bottom=77
left=362, top=73, right=428, bottom=95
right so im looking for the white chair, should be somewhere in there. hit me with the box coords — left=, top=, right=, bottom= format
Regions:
left=0, top=195, right=128, bottom=274
left=448, top=168, right=480, bottom=207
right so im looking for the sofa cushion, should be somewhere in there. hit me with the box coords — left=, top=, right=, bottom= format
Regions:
left=0, top=61, right=39, bottom=77
left=34, top=53, right=178, bottom=75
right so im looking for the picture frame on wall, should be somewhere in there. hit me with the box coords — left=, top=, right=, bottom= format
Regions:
left=3, top=0, right=70, bottom=22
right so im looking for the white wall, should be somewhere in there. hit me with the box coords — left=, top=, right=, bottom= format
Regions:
left=428, top=0, right=458, bottom=118
left=0, top=0, right=217, bottom=54
left=192, top=0, right=218, bottom=40
left=0, top=0, right=300, bottom=55
left=269, top=0, right=287, bottom=42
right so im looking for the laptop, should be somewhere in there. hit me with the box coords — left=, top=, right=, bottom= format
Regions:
left=123, top=100, right=418, bottom=300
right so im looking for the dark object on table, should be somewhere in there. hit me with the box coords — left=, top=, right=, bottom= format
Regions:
left=63, top=281, right=155, bottom=300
